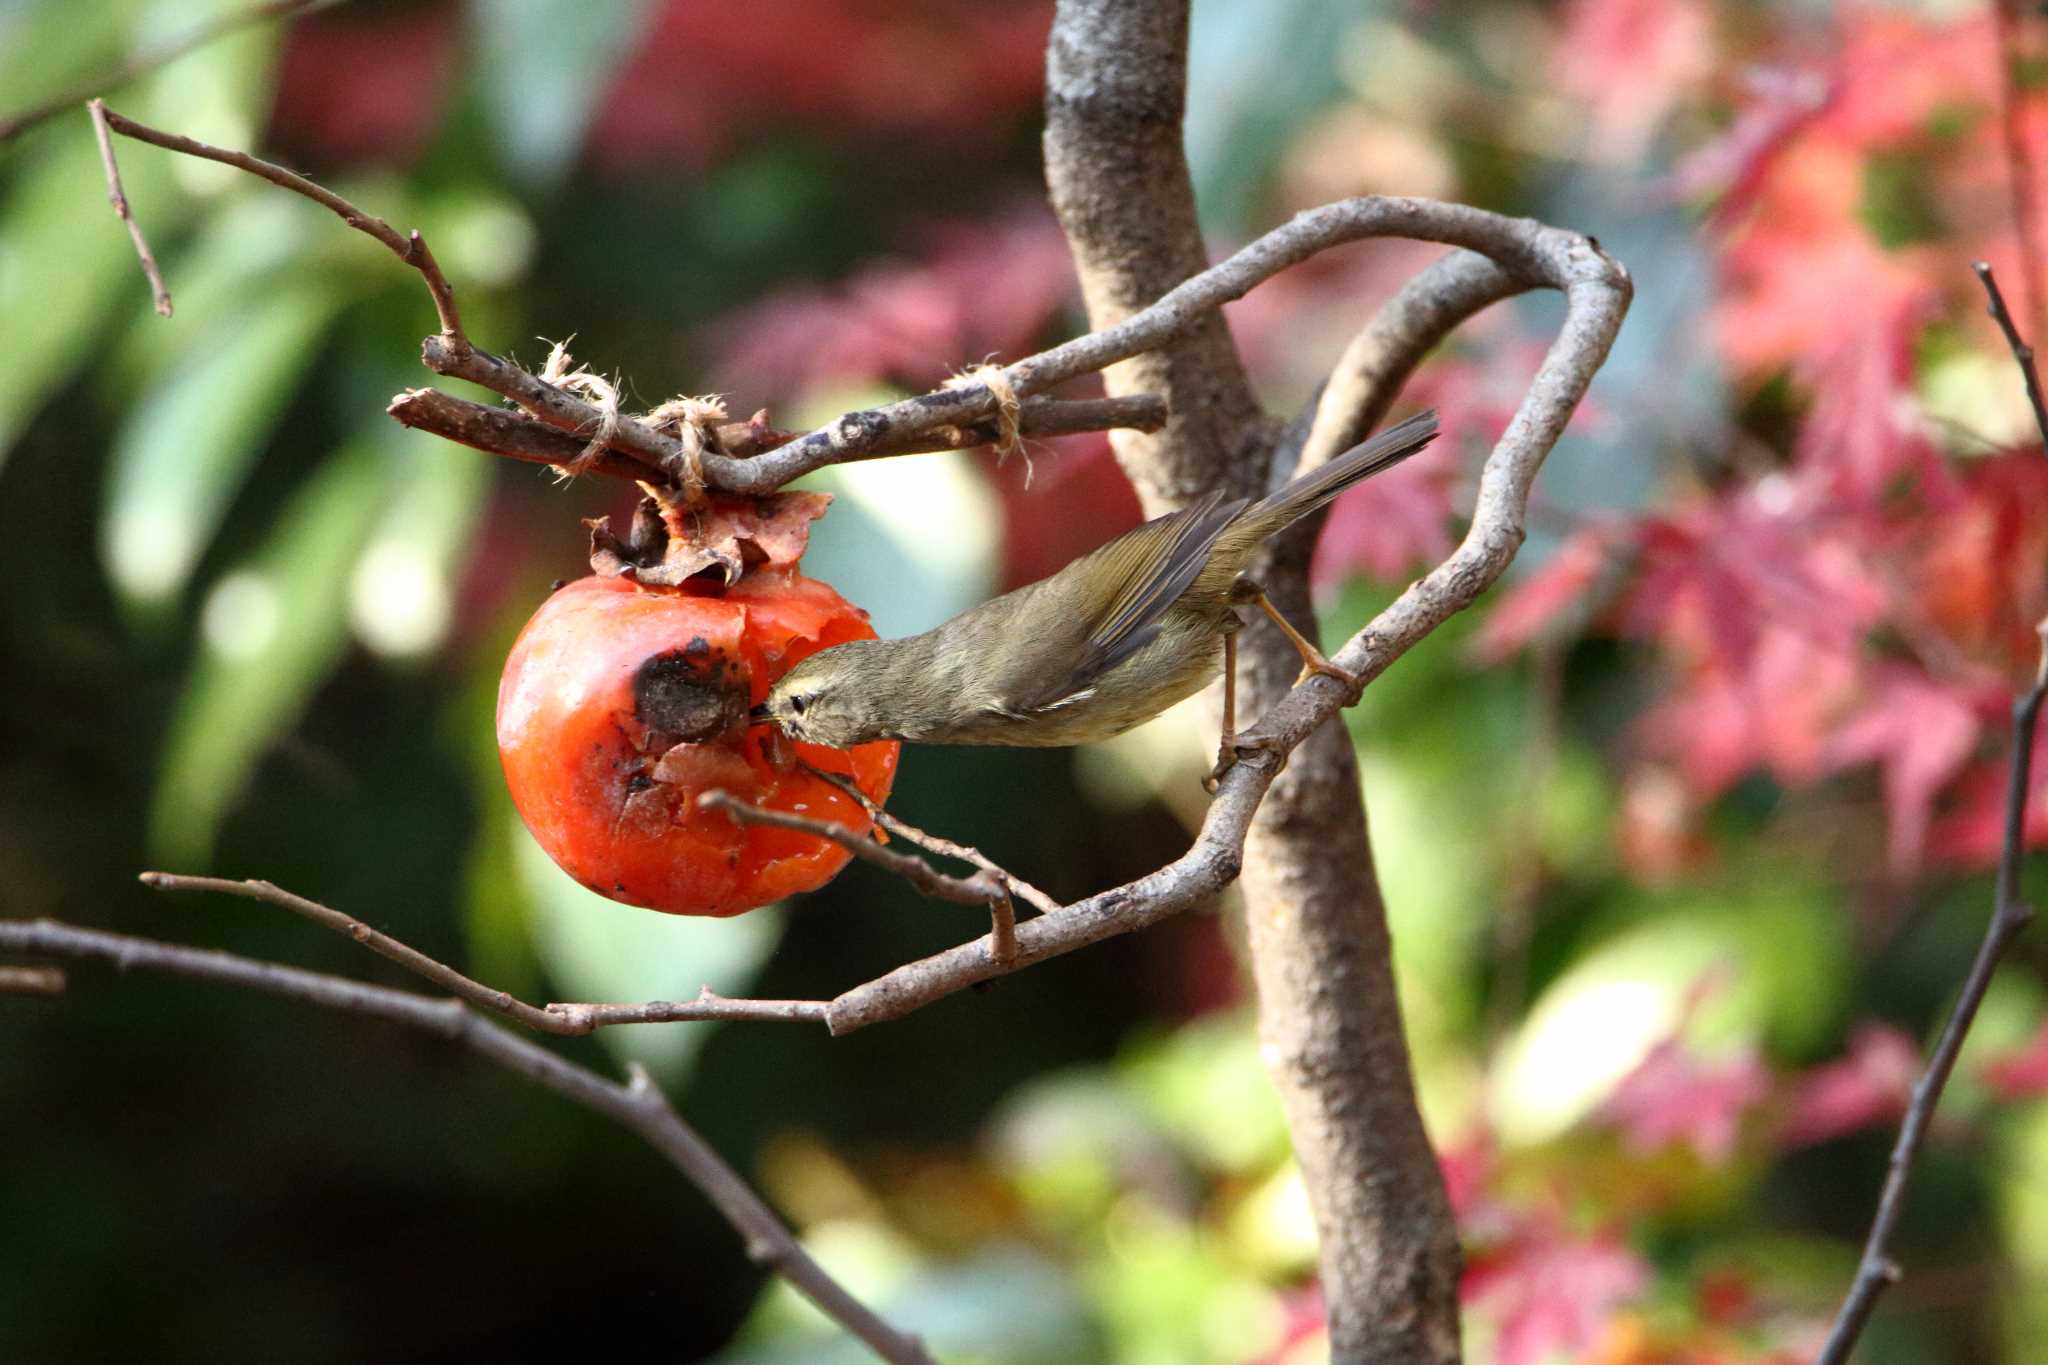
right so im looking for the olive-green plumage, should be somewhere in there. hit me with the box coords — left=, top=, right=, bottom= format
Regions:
left=760, top=410, right=1439, bottom=748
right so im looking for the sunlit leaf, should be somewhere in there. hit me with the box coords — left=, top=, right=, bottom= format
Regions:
left=100, top=279, right=347, bottom=608
left=149, top=439, right=388, bottom=864
left=1492, top=876, right=1849, bottom=1145
left=0, top=123, right=178, bottom=469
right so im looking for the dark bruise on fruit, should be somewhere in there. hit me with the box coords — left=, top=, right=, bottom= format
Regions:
left=633, top=640, right=751, bottom=745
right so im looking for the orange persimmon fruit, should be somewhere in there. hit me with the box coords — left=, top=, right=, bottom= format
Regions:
left=497, top=569, right=898, bottom=916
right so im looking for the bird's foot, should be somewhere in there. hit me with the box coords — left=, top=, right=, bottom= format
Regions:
left=1204, top=733, right=1287, bottom=793
left=1293, top=652, right=1361, bottom=693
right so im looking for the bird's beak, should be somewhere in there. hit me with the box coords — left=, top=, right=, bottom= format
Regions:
left=748, top=703, right=772, bottom=725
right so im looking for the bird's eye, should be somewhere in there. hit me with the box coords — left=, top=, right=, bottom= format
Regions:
left=791, top=694, right=808, bottom=715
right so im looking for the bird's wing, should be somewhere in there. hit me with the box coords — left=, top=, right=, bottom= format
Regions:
left=1011, top=489, right=1247, bottom=711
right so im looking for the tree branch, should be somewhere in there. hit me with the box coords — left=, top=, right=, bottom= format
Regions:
left=95, top=105, right=464, bottom=339
left=140, top=871, right=830, bottom=1032
left=386, top=387, right=1166, bottom=485
left=1286, top=249, right=1529, bottom=480
left=88, top=100, right=171, bottom=317
left=1043, top=0, right=1265, bottom=503
left=0, top=915, right=933, bottom=1365
left=698, top=791, right=1019, bottom=967
left=1813, top=263, right=2046, bottom=1365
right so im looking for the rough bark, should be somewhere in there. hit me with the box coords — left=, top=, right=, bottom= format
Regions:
left=1043, top=0, right=1265, bottom=504
left=1043, top=2, right=1463, bottom=1357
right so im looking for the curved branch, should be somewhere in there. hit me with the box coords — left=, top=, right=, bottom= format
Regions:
left=1285, top=249, right=1529, bottom=480
left=0, top=917, right=933, bottom=1364
left=823, top=225, right=1630, bottom=1035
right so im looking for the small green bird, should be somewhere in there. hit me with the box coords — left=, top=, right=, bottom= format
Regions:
left=757, top=410, right=1438, bottom=766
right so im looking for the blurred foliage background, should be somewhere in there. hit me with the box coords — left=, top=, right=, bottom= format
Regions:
left=7, top=0, right=2048, bottom=1361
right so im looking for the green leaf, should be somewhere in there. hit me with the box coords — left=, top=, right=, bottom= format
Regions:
left=467, top=0, right=660, bottom=186
left=149, top=439, right=389, bottom=865
left=0, top=122, right=178, bottom=468
left=512, top=826, right=785, bottom=1084
left=99, top=279, right=347, bottom=608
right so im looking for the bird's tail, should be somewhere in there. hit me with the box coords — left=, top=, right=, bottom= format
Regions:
left=1244, top=409, right=1440, bottom=536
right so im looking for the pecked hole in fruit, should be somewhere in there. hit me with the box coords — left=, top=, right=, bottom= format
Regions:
left=632, top=639, right=751, bottom=745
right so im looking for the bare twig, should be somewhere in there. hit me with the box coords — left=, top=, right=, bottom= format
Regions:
left=1814, top=263, right=2047, bottom=1364
left=1975, top=261, right=2048, bottom=446
left=1992, top=0, right=2046, bottom=339
left=140, top=872, right=829, bottom=1032
left=0, top=917, right=933, bottom=1365
left=88, top=100, right=171, bottom=316
left=94, top=104, right=463, bottom=339
left=699, top=790, right=1019, bottom=968
left=0, top=965, right=66, bottom=996
left=0, top=0, right=327, bottom=143
left=697, top=790, right=1005, bottom=911
left=387, top=387, right=1166, bottom=484
left=802, top=763, right=1062, bottom=916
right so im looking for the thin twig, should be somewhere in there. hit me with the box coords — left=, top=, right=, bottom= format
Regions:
left=0, top=0, right=327, bottom=143
left=88, top=100, right=172, bottom=316
left=698, top=790, right=1019, bottom=968
left=697, top=791, right=1006, bottom=910
left=140, top=872, right=829, bottom=1032
left=1975, top=262, right=2048, bottom=446
left=0, top=916, right=933, bottom=1365
left=1814, top=263, right=2047, bottom=1364
left=95, top=104, right=463, bottom=339
left=802, top=763, right=1062, bottom=916
left=0, top=965, right=66, bottom=996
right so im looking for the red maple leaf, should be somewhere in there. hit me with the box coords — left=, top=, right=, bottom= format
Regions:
left=1778, top=1022, right=1920, bottom=1148
left=1600, top=1038, right=1772, bottom=1162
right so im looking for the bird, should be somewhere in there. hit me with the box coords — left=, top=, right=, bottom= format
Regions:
left=754, top=410, right=1439, bottom=774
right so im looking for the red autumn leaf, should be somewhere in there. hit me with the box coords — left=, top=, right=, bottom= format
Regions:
left=1980, top=1020, right=2048, bottom=1100
left=588, top=0, right=1051, bottom=171
left=267, top=4, right=461, bottom=166
left=1599, top=1038, right=1772, bottom=1162
left=1789, top=280, right=1945, bottom=506
left=1551, top=0, right=1713, bottom=161
left=1817, top=9, right=1995, bottom=153
left=1663, top=67, right=1830, bottom=217
left=1310, top=436, right=1458, bottom=586
left=1465, top=1213, right=1649, bottom=1365
left=1822, top=666, right=1987, bottom=876
left=708, top=207, right=1076, bottom=398
left=1639, top=625, right=1860, bottom=796
left=1930, top=732, right=2048, bottom=864
left=1471, top=525, right=1628, bottom=661
left=1778, top=1022, right=1920, bottom=1148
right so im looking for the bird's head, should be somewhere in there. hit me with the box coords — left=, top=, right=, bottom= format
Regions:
left=754, top=638, right=900, bottom=748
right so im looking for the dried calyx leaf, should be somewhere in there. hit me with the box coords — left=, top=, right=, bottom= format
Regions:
left=588, top=488, right=834, bottom=586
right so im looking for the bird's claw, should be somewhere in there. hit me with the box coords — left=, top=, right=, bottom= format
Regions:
left=1296, top=658, right=1362, bottom=692
left=1204, top=734, right=1287, bottom=793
